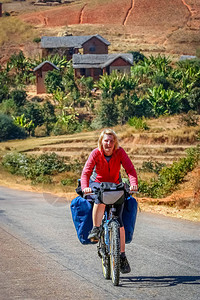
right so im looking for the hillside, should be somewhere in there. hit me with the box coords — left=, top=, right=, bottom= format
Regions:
left=0, top=116, right=199, bottom=221
left=0, top=0, right=200, bottom=222
left=1, top=0, right=200, bottom=61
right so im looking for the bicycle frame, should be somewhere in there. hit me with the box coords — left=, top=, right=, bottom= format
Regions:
left=98, top=206, right=119, bottom=252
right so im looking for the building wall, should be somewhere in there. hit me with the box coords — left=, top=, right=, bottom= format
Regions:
left=110, top=57, right=131, bottom=67
left=35, top=63, right=56, bottom=94
left=83, top=37, right=108, bottom=54
left=109, top=57, right=131, bottom=74
left=74, top=67, right=103, bottom=80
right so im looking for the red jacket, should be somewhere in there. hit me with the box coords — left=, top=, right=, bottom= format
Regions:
left=81, top=147, right=138, bottom=190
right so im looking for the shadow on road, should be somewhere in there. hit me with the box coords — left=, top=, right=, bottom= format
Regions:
left=120, top=276, right=200, bottom=288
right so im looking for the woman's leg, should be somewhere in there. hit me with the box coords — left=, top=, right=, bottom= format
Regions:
left=88, top=181, right=105, bottom=240
left=92, top=203, right=105, bottom=227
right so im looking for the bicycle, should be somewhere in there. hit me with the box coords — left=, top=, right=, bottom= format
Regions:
left=87, top=183, right=136, bottom=286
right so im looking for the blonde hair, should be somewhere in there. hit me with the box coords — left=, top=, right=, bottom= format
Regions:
left=98, top=129, right=119, bottom=151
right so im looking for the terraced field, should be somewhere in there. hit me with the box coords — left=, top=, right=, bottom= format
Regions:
left=24, top=128, right=198, bottom=169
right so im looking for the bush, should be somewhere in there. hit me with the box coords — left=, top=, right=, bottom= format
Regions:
left=2, top=152, right=68, bottom=181
left=187, top=87, right=200, bottom=113
left=0, top=99, right=18, bottom=116
left=153, top=74, right=171, bottom=90
left=117, top=94, right=138, bottom=125
left=45, top=70, right=63, bottom=94
left=2, top=152, right=30, bottom=175
left=128, top=51, right=146, bottom=64
left=0, top=85, right=9, bottom=103
left=10, top=90, right=27, bottom=107
left=179, top=111, right=199, bottom=127
left=2, top=152, right=83, bottom=184
left=0, top=113, right=26, bottom=141
left=139, top=146, right=200, bottom=198
left=22, top=102, right=44, bottom=128
left=33, top=37, right=41, bottom=43
left=141, top=161, right=166, bottom=174
left=128, top=116, right=149, bottom=130
left=97, top=98, right=119, bottom=127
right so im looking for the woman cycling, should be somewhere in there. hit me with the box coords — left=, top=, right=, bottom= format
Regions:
left=81, top=128, right=138, bottom=274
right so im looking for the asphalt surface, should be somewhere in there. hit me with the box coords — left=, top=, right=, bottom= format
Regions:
left=0, top=186, right=200, bottom=300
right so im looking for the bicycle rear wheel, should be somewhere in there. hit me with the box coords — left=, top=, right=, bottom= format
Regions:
left=109, top=220, right=120, bottom=286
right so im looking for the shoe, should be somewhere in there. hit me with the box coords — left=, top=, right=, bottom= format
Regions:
left=120, top=256, right=131, bottom=274
left=88, top=226, right=100, bottom=242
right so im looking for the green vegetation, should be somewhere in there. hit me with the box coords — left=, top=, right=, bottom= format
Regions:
left=139, top=146, right=200, bottom=198
left=1, top=51, right=200, bottom=139
left=0, top=51, right=200, bottom=200
left=2, top=152, right=83, bottom=185
left=0, top=113, right=26, bottom=141
left=128, top=116, right=149, bottom=130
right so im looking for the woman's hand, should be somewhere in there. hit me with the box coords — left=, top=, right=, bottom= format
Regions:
left=83, top=187, right=92, bottom=194
left=130, top=185, right=138, bottom=192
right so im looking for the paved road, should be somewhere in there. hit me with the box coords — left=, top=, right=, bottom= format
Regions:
left=0, top=186, right=199, bottom=300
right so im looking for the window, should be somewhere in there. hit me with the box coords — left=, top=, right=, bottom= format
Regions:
left=89, top=46, right=96, bottom=52
left=80, top=69, right=86, bottom=76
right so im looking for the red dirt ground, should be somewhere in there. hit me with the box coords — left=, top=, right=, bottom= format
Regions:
left=17, top=0, right=200, bottom=56
left=20, top=0, right=200, bottom=28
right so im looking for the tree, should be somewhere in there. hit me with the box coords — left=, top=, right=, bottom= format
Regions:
left=187, top=87, right=200, bottom=113
left=128, top=51, right=146, bottom=64
left=117, top=94, right=138, bottom=125
left=76, top=76, right=94, bottom=97
left=12, top=114, right=35, bottom=136
left=0, top=99, right=18, bottom=116
left=42, top=101, right=56, bottom=135
left=97, top=98, right=119, bottom=127
left=0, top=113, right=26, bottom=141
left=0, top=85, right=9, bottom=103
left=45, top=70, right=63, bottom=94
left=10, top=90, right=27, bottom=107
left=7, top=51, right=34, bottom=85
left=22, top=102, right=44, bottom=130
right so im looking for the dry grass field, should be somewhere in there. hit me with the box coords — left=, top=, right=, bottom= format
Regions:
left=0, top=115, right=199, bottom=222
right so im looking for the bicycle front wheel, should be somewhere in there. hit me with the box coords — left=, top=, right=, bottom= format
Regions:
left=100, top=234, right=110, bottom=279
left=102, top=256, right=110, bottom=279
left=109, top=220, right=120, bottom=286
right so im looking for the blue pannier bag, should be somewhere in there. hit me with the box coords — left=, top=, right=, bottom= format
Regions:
left=123, top=196, right=138, bottom=244
left=70, top=196, right=93, bottom=244
left=70, top=195, right=138, bottom=245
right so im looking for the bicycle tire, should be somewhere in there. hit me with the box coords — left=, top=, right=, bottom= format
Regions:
left=100, top=233, right=110, bottom=279
left=102, top=257, right=110, bottom=279
left=109, top=220, right=120, bottom=286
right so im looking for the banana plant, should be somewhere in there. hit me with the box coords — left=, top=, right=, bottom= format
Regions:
left=146, top=85, right=181, bottom=117
left=97, top=71, right=137, bottom=100
left=12, top=114, right=35, bottom=135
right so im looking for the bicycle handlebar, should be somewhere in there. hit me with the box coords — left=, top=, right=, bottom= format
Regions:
left=84, top=189, right=139, bottom=196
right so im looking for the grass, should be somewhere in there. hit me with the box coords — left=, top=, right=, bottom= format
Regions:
left=0, top=17, right=36, bottom=46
